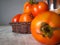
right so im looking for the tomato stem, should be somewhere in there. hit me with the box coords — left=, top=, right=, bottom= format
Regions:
left=40, top=22, right=53, bottom=38
left=29, top=0, right=38, bottom=4
left=29, top=0, right=34, bottom=4
left=39, top=22, right=60, bottom=38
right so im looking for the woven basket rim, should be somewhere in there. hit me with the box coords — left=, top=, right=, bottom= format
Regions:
left=9, top=22, right=31, bottom=25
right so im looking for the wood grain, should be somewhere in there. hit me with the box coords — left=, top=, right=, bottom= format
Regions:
left=0, top=26, right=44, bottom=45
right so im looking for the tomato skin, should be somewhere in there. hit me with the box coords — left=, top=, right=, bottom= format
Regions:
left=31, top=2, right=49, bottom=17
left=24, top=2, right=32, bottom=14
left=31, top=4, right=39, bottom=17
left=19, top=13, right=33, bottom=22
left=38, top=2, right=49, bottom=13
left=11, top=14, right=21, bottom=23
left=31, top=11, right=60, bottom=45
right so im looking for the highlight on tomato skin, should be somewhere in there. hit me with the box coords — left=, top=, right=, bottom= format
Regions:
left=38, top=2, right=49, bottom=13
left=11, top=14, right=21, bottom=23
left=31, top=2, right=49, bottom=17
left=31, top=11, right=60, bottom=45
left=19, top=13, right=33, bottom=22
left=24, top=2, right=32, bottom=14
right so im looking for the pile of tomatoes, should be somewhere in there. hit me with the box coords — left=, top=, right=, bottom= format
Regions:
left=11, top=0, right=48, bottom=23
left=11, top=13, right=33, bottom=23
left=11, top=0, right=60, bottom=45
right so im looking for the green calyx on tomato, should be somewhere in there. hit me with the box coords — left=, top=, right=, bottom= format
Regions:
left=40, top=22, right=60, bottom=38
left=40, top=22, right=53, bottom=38
left=29, top=0, right=34, bottom=4
left=29, top=0, right=38, bottom=4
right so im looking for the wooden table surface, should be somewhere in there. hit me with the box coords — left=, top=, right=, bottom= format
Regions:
left=0, top=26, right=44, bottom=45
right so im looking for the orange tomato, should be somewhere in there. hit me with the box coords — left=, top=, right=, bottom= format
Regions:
left=31, top=2, right=49, bottom=17
left=31, top=11, right=60, bottom=45
left=11, top=14, right=21, bottom=23
left=24, top=0, right=49, bottom=17
left=24, top=2, right=32, bottom=14
left=19, top=13, right=33, bottom=22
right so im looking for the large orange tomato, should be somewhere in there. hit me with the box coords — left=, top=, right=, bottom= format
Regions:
left=31, top=11, right=60, bottom=45
left=11, top=14, right=21, bottom=23
left=19, top=13, right=33, bottom=22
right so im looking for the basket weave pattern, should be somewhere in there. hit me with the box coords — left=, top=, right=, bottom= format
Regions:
left=10, top=22, right=31, bottom=34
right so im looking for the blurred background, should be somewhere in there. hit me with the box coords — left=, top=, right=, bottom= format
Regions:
left=0, top=0, right=26, bottom=25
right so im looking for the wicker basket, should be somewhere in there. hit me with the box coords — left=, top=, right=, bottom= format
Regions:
left=10, top=22, right=31, bottom=34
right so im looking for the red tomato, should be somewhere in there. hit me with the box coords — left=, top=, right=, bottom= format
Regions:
left=31, top=11, right=60, bottom=45
left=31, top=4, right=39, bottom=17
left=31, top=2, right=49, bottom=17
left=24, top=2, right=32, bottom=14
left=11, top=14, right=21, bottom=23
left=19, top=13, right=33, bottom=22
